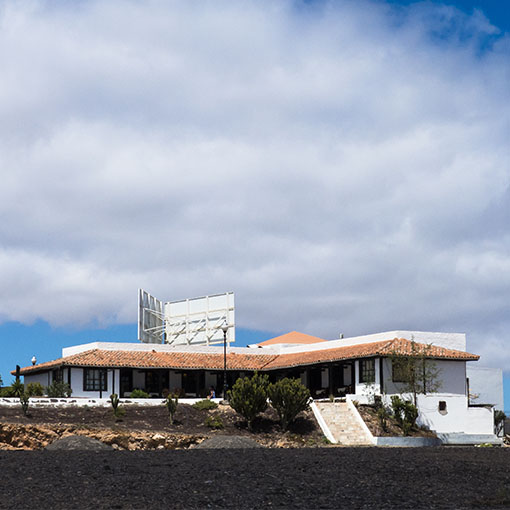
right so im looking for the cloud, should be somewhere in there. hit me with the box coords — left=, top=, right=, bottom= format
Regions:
left=0, top=0, right=508, bottom=370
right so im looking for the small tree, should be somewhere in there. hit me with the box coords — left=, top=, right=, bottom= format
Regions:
left=19, top=392, right=30, bottom=416
left=377, top=406, right=390, bottom=432
left=228, top=372, right=269, bottom=429
left=11, top=380, right=24, bottom=397
left=495, top=410, right=506, bottom=436
left=165, top=393, right=179, bottom=424
left=10, top=380, right=30, bottom=416
left=268, top=377, right=311, bottom=431
left=110, top=393, right=126, bottom=419
left=390, top=339, right=442, bottom=405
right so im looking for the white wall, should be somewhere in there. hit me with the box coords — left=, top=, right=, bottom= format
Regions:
left=68, top=367, right=119, bottom=398
left=23, top=372, right=51, bottom=388
left=62, top=341, right=274, bottom=357
left=354, top=359, right=381, bottom=401
left=60, top=330, right=468, bottom=359
left=298, top=330, right=467, bottom=354
left=382, top=359, right=467, bottom=396
left=415, top=394, right=494, bottom=435
left=466, top=366, right=504, bottom=410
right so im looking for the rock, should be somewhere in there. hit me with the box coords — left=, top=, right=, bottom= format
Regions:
left=46, top=435, right=112, bottom=451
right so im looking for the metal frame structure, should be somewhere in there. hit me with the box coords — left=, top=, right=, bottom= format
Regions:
left=138, top=289, right=235, bottom=346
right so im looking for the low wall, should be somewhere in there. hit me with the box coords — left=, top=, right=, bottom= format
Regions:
left=375, top=437, right=441, bottom=447
left=0, top=397, right=222, bottom=407
left=437, top=433, right=503, bottom=446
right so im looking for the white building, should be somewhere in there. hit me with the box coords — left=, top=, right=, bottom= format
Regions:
left=17, top=329, right=502, bottom=443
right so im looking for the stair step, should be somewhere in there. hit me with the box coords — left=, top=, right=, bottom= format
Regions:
left=316, top=402, right=372, bottom=446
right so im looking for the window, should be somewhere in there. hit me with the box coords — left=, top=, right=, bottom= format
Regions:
left=83, top=369, right=107, bottom=391
left=52, top=368, right=63, bottom=383
left=359, top=359, right=375, bottom=383
left=392, top=359, right=410, bottom=383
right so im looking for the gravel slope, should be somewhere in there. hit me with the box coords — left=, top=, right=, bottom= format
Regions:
left=1, top=448, right=509, bottom=509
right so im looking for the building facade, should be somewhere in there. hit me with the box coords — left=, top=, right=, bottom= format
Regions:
left=16, top=330, right=501, bottom=439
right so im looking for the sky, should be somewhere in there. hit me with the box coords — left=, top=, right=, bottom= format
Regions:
left=0, top=0, right=509, bottom=409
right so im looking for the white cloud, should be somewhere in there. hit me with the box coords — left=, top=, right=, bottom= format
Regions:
left=0, top=0, right=509, bottom=370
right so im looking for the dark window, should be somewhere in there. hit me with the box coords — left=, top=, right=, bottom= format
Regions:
left=83, top=369, right=107, bottom=391
left=359, top=359, right=375, bottom=383
left=438, top=401, right=447, bottom=412
left=392, top=359, right=410, bottom=383
left=182, top=371, right=197, bottom=395
left=52, top=368, right=63, bottom=383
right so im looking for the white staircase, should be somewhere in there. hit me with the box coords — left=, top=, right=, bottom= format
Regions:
left=315, top=401, right=373, bottom=446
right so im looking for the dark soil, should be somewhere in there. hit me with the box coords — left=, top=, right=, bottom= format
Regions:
left=0, top=448, right=509, bottom=509
left=0, top=403, right=324, bottom=448
left=358, top=405, right=436, bottom=437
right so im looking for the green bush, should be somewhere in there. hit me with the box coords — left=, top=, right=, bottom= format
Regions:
left=0, top=386, right=16, bottom=397
left=130, top=389, right=150, bottom=398
left=193, top=399, right=218, bottom=411
left=165, top=394, right=179, bottom=424
left=268, top=377, right=311, bottom=431
left=46, top=381, right=72, bottom=398
left=204, top=415, right=224, bottom=429
left=228, top=372, right=269, bottom=429
left=391, top=396, right=405, bottom=425
left=26, top=382, right=45, bottom=397
left=377, top=406, right=390, bottom=432
left=391, top=395, right=418, bottom=436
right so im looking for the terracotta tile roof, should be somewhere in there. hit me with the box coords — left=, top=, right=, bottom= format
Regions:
left=15, top=349, right=278, bottom=375
left=15, top=337, right=478, bottom=376
left=257, top=331, right=327, bottom=347
left=262, top=338, right=479, bottom=370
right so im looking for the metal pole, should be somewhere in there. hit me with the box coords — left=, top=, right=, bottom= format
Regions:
left=223, top=329, right=227, bottom=400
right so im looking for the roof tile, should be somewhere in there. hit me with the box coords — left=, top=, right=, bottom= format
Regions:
left=15, top=337, right=479, bottom=376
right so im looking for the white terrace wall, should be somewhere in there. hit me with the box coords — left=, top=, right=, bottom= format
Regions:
left=415, top=394, right=494, bottom=435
